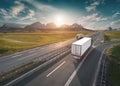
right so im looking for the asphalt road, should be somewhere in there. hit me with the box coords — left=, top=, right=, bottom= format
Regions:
left=0, top=31, right=100, bottom=73
left=6, top=31, right=113, bottom=86
left=0, top=39, right=75, bottom=73
left=1, top=32, right=120, bottom=86
left=12, top=41, right=120, bottom=86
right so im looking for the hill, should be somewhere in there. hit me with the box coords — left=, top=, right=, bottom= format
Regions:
left=0, top=22, right=93, bottom=32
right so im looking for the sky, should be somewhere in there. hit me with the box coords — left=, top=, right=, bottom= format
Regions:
left=0, top=0, right=120, bottom=30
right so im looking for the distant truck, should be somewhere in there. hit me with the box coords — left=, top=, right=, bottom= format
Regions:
left=71, top=37, right=92, bottom=59
left=76, top=34, right=83, bottom=40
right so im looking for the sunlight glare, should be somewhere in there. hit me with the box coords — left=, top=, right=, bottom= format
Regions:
left=54, top=15, right=64, bottom=27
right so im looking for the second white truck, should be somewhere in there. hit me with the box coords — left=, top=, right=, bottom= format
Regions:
left=71, top=37, right=92, bottom=59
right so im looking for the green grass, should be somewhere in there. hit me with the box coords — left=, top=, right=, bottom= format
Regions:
left=0, top=31, right=89, bottom=55
left=106, top=44, right=120, bottom=86
left=104, top=31, right=120, bottom=41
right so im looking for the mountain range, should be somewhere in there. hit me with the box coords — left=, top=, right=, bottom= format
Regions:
left=0, top=22, right=92, bottom=32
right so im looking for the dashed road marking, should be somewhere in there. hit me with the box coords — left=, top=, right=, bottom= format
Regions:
left=11, top=54, right=22, bottom=58
left=46, top=61, right=66, bottom=77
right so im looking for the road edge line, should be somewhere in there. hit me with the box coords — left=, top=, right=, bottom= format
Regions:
left=92, top=47, right=107, bottom=86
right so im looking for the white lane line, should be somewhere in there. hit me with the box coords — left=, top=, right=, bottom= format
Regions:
left=64, top=48, right=93, bottom=86
left=11, top=54, right=22, bottom=58
left=46, top=61, right=66, bottom=77
left=0, top=54, right=22, bottom=63
left=27, top=50, right=35, bottom=53
left=18, top=53, right=37, bottom=60
left=92, top=48, right=107, bottom=86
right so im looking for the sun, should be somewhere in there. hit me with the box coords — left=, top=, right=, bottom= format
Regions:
left=54, top=15, right=64, bottom=27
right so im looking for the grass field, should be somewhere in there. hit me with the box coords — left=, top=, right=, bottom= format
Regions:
left=104, top=31, right=120, bottom=41
left=0, top=31, right=89, bottom=55
left=106, top=44, right=120, bottom=86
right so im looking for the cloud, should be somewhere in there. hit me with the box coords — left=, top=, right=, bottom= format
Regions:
left=96, top=17, right=107, bottom=21
left=14, top=1, right=22, bottom=5
left=0, top=1, right=36, bottom=20
left=111, top=19, right=120, bottom=25
left=0, top=9, right=7, bottom=16
left=109, top=19, right=120, bottom=28
left=86, top=6, right=96, bottom=12
left=10, top=1, right=25, bottom=17
left=103, top=19, right=120, bottom=29
left=0, top=1, right=25, bottom=19
left=83, top=13, right=98, bottom=20
left=21, top=0, right=60, bottom=23
left=112, top=12, right=120, bottom=18
left=83, top=13, right=107, bottom=21
left=85, top=1, right=100, bottom=12
left=20, top=10, right=35, bottom=20
left=77, top=13, right=107, bottom=29
left=11, top=5, right=25, bottom=17
left=25, top=0, right=58, bottom=12
left=91, top=1, right=100, bottom=6
left=0, top=9, right=13, bottom=19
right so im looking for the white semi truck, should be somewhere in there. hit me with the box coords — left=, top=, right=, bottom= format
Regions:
left=76, top=34, right=83, bottom=40
left=71, top=37, right=92, bottom=59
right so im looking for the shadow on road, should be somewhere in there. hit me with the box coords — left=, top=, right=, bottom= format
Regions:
left=70, top=48, right=103, bottom=86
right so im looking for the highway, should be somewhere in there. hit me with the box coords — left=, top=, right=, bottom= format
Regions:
left=0, top=39, right=75, bottom=73
left=8, top=41, right=120, bottom=86
left=12, top=45, right=113, bottom=86
left=4, top=31, right=111, bottom=86
left=2, top=31, right=120, bottom=86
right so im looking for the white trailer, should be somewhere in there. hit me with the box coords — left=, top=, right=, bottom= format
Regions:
left=71, top=37, right=92, bottom=59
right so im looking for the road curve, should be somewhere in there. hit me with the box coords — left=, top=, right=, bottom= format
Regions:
left=3, top=31, right=113, bottom=86
left=5, top=32, right=111, bottom=86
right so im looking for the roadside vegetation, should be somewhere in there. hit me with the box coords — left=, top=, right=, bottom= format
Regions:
left=104, top=31, right=120, bottom=41
left=0, top=31, right=89, bottom=55
left=104, top=31, right=120, bottom=86
left=106, top=44, right=120, bottom=86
